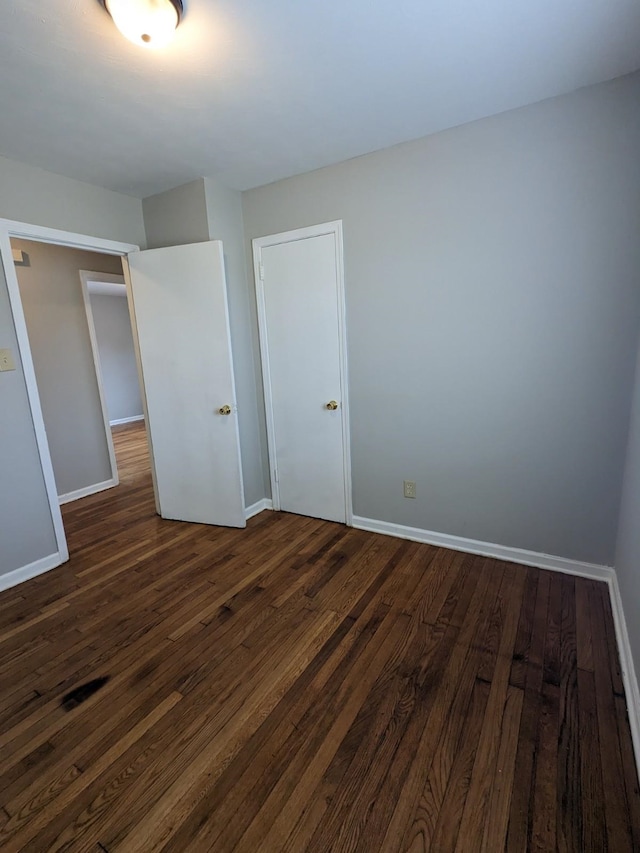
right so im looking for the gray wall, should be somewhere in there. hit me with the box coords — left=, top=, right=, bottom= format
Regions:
left=14, top=239, right=123, bottom=498
left=0, top=155, right=146, bottom=578
left=204, top=177, right=266, bottom=507
left=143, top=180, right=210, bottom=250
left=141, top=177, right=266, bottom=508
left=616, top=340, right=640, bottom=681
left=0, top=154, right=146, bottom=248
left=0, top=256, right=57, bottom=574
left=90, top=292, right=143, bottom=424
left=242, top=72, right=640, bottom=565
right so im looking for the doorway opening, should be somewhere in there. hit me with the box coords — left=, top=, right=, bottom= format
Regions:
left=79, top=269, right=149, bottom=496
left=11, top=239, right=152, bottom=508
left=2, top=220, right=248, bottom=587
left=1, top=220, right=146, bottom=571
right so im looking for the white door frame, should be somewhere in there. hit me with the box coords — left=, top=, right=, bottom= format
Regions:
left=252, top=220, right=353, bottom=525
left=0, top=219, right=139, bottom=568
left=77, top=269, right=129, bottom=500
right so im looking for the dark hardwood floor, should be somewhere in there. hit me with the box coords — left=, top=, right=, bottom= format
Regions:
left=0, top=421, right=638, bottom=851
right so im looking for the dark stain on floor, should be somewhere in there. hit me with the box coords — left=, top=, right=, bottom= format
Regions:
left=60, top=676, right=110, bottom=711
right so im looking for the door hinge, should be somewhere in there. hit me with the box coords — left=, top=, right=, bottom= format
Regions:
left=259, top=262, right=264, bottom=281
left=273, top=468, right=278, bottom=482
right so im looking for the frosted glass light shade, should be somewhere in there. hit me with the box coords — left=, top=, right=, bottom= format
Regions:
left=104, top=0, right=182, bottom=49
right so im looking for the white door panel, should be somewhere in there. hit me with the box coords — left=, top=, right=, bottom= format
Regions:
left=127, top=241, right=246, bottom=527
left=257, top=227, right=348, bottom=523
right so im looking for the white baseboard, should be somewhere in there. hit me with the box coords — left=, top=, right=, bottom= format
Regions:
left=0, top=552, right=63, bottom=593
left=110, top=414, right=144, bottom=426
left=58, top=478, right=118, bottom=505
left=607, top=574, right=640, bottom=775
left=245, top=498, right=273, bottom=520
left=352, top=516, right=614, bottom=581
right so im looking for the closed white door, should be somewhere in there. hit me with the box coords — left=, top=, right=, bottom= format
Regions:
left=127, top=241, right=246, bottom=528
left=254, top=222, right=350, bottom=524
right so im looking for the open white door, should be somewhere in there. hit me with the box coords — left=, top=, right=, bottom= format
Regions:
left=127, top=241, right=246, bottom=528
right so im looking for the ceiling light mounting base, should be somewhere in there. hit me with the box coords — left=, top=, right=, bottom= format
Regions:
left=100, top=0, right=184, bottom=49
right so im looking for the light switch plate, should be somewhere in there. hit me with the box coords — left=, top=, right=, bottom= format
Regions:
left=0, top=348, right=16, bottom=371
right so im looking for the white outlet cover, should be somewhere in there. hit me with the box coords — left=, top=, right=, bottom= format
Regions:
left=404, top=480, right=417, bottom=498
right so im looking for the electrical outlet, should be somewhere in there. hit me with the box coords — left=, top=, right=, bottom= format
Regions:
left=403, top=480, right=416, bottom=499
left=0, top=348, right=16, bottom=372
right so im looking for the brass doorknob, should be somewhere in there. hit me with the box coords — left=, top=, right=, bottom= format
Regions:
left=326, top=400, right=339, bottom=410
left=219, top=405, right=232, bottom=415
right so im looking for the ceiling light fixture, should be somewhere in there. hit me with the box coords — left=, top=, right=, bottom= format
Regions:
left=101, top=0, right=183, bottom=49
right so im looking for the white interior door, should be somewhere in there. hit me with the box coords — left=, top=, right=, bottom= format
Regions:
left=255, top=222, right=350, bottom=524
left=127, top=241, right=246, bottom=527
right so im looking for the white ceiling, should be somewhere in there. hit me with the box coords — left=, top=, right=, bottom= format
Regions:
left=1, top=1, right=639, bottom=198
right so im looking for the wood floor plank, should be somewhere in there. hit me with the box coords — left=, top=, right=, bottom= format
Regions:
left=305, top=621, right=451, bottom=853
left=577, top=667, right=606, bottom=853
left=480, top=684, right=524, bottom=852
left=543, top=571, right=563, bottom=688
left=509, top=565, right=539, bottom=691
left=453, top=565, right=526, bottom=852
left=236, top=617, right=425, bottom=853
left=427, top=678, right=492, bottom=853
left=557, top=573, right=582, bottom=853
left=575, top=578, right=594, bottom=673
left=110, top=611, right=342, bottom=851
left=0, top=693, right=182, bottom=851
left=397, top=564, right=515, bottom=852
left=0, top=422, right=637, bottom=851
left=504, top=568, right=551, bottom=852
left=597, top=579, right=625, bottom=697
left=182, top=603, right=403, bottom=853
left=378, top=558, right=506, bottom=852
left=530, top=681, right=560, bottom=852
